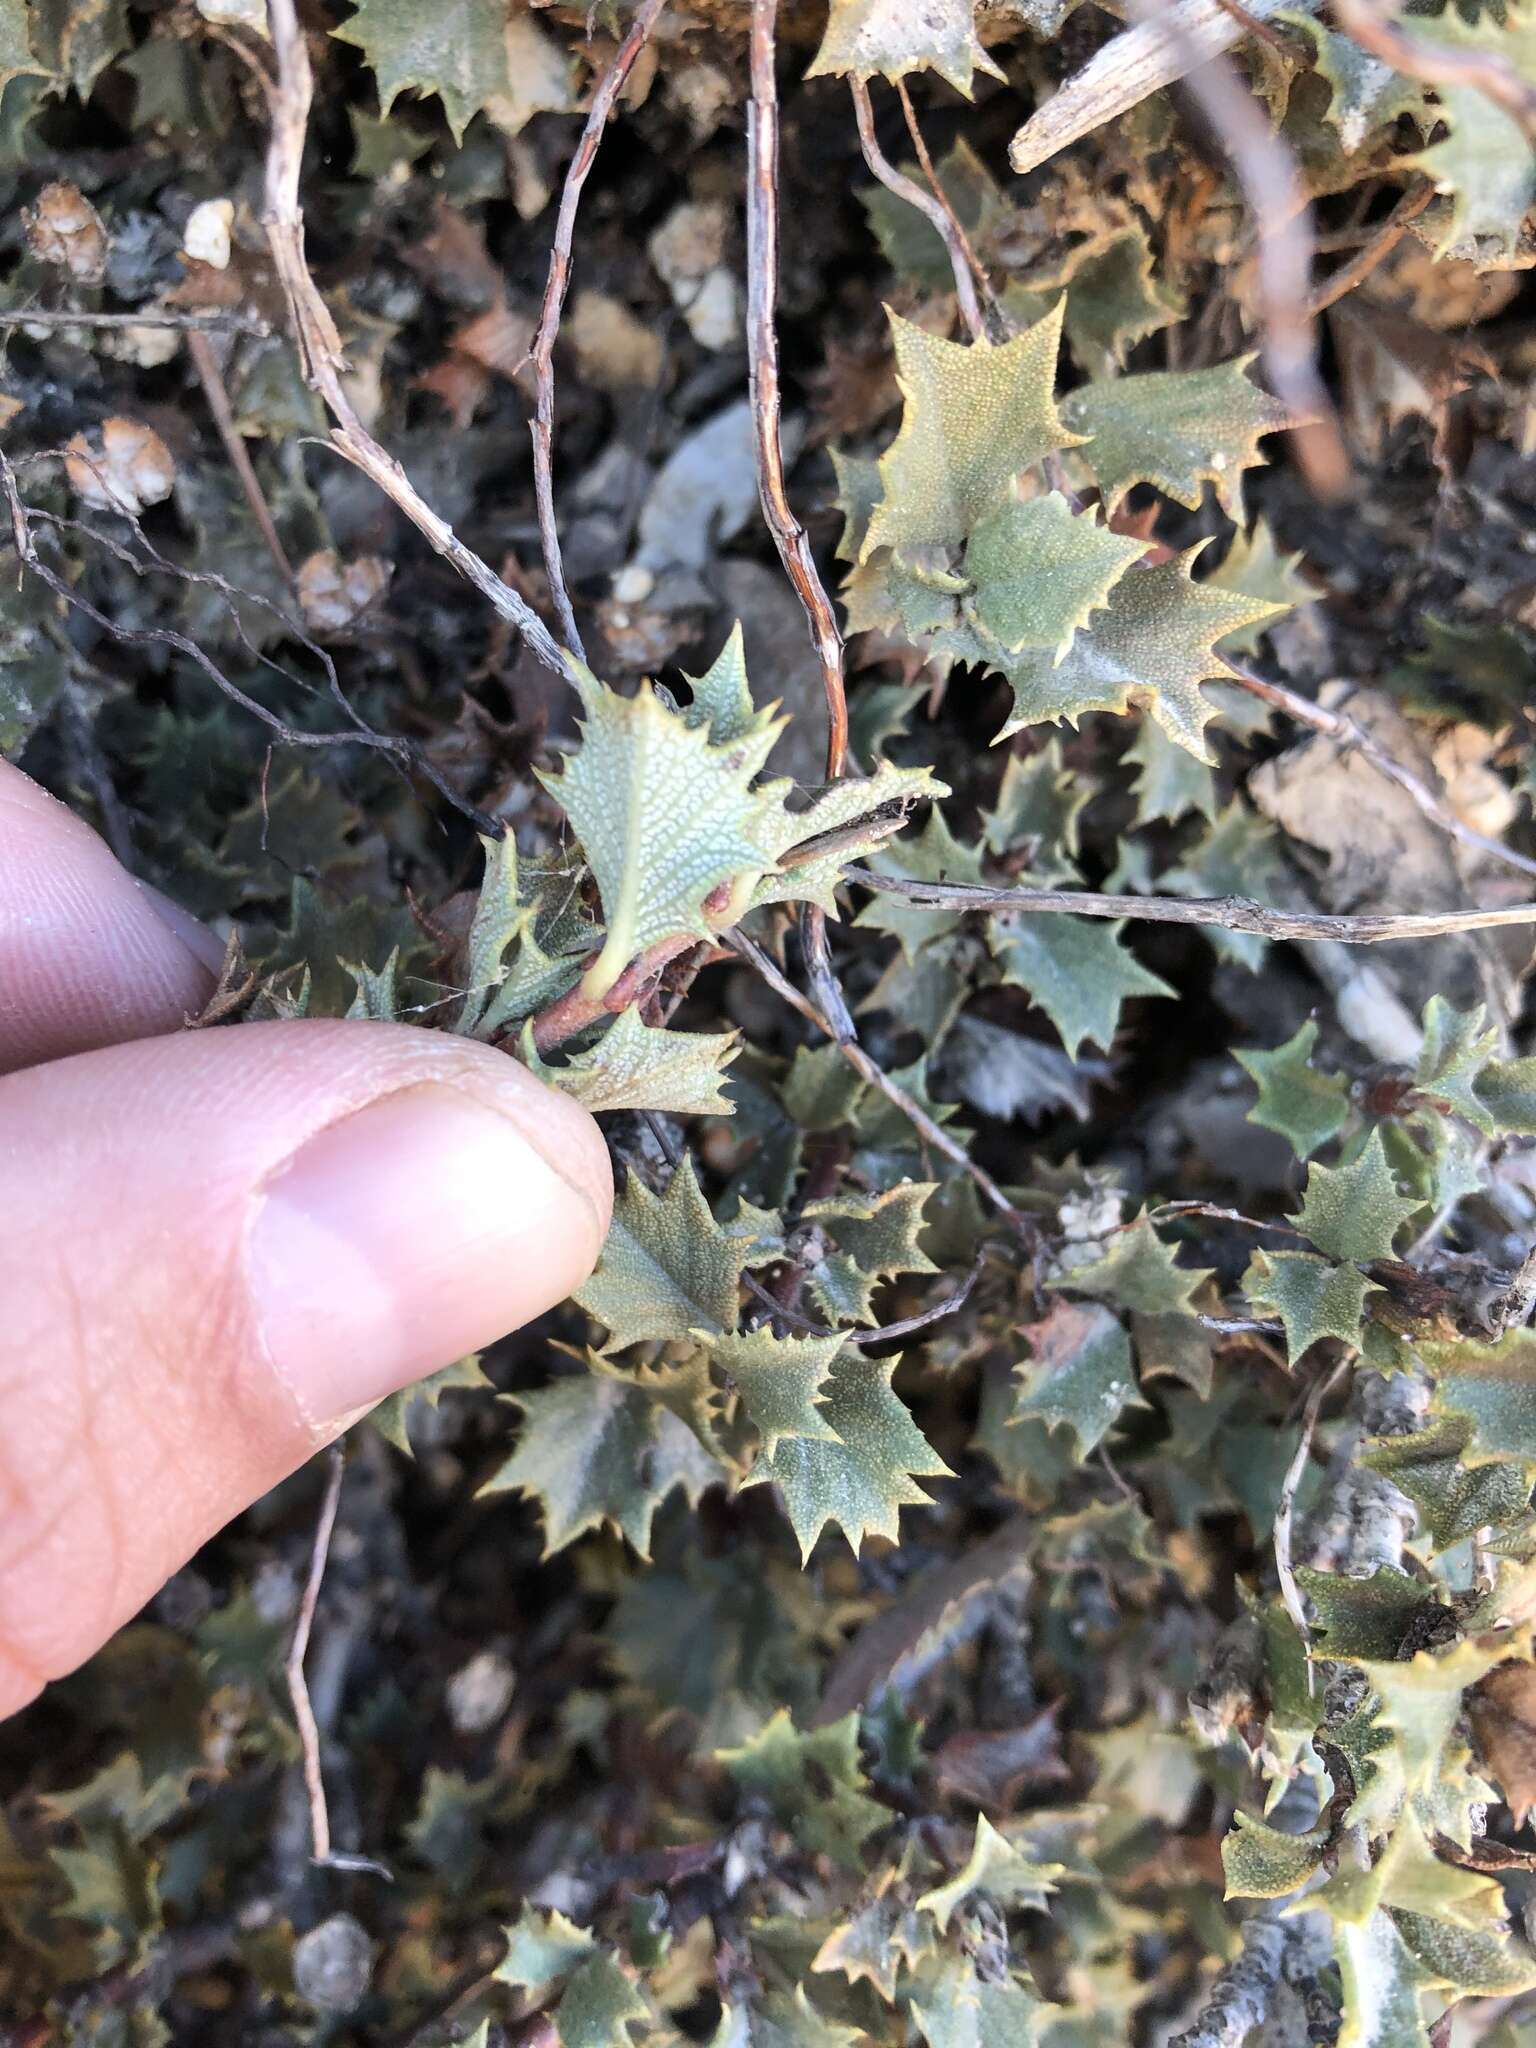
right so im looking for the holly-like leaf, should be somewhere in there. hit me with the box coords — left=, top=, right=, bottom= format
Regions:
left=1415, top=997, right=1500, bottom=1135
left=1408, top=9, right=1536, bottom=266
left=1294, top=1128, right=1421, bottom=1264
left=1011, top=1299, right=1145, bottom=1456
left=576, top=1156, right=751, bottom=1351
left=801, top=1181, right=939, bottom=1324
left=1419, top=1329, right=1536, bottom=1467
left=1237, top=1019, right=1351, bottom=1161
left=1297, top=1564, right=1443, bottom=1660
left=993, top=553, right=1286, bottom=763
left=719, top=1709, right=888, bottom=1869
left=1051, top=1215, right=1212, bottom=1316
left=1221, top=1811, right=1327, bottom=1899
left=988, top=911, right=1173, bottom=1058
left=712, top=1988, right=866, bottom=2048
left=742, top=1350, right=950, bottom=1559
left=1362, top=1419, right=1532, bottom=1550
left=1474, top=1053, right=1536, bottom=1134
left=334, top=0, right=568, bottom=143
left=371, top=1354, right=489, bottom=1456
left=981, top=739, right=1093, bottom=875
left=1208, top=517, right=1313, bottom=655
left=710, top=1329, right=844, bottom=1456
left=554, top=1952, right=651, bottom=2048
left=682, top=623, right=773, bottom=749
left=805, top=0, right=1004, bottom=99
left=1276, top=10, right=1426, bottom=154
left=1340, top=1631, right=1529, bottom=1825
left=1063, top=358, right=1297, bottom=514
left=860, top=305, right=1077, bottom=560
left=915, top=1814, right=1059, bottom=1930
left=1124, top=714, right=1218, bottom=828
left=909, top=1954, right=1042, bottom=2048
left=963, top=492, right=1145, bottom=659
left=1243, top=1249, right=1378, bottom=1365
left=484, top=1359, right=722, bottom=1559
left=524, top=1010, right=740, bottom=1117
left=811, top=1882, right=932, bottom=1999
left=1046, top=223, right=1186, bottom=379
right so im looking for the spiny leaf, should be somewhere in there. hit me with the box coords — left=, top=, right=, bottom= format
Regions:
left=523, top=1010, right=740, bottom=1117
left=805, top=0, right=1004, bottom=99
left=1294, top=1128, right=1421, bottom=1264
left=1124, top=714, right=1218, bottom=827
left=712, top=1988, right=866, bottom=2048
left=1207, top=516, right=1314, bottom=655
left=554, top=1952, right=651, bottom=2048
left=484, top=1360, right=722, bottom=1560
left=1043, top=222, right=1185, bottom=379
left=861, top=304, right=1077, bottom=560
left=1415, top=996, right=1500, bottom=1135
left=1063, top=358, right=1297, bottom=514
left=915, top=1815, right=1059, bottom=1930
left=709, top=1328, right=844, bottom=1456
left=963, top=491, right=1146, bottom=659
left=681, top=623, right=774, bottom=749
left=1243, top=1249, right=1378, bottom=1365
left=1362, top=1419, right=1532, bottom=1549
left=1296, top=1564, right=1443, bottom=1660
left=1474, top=1053, right=1536, bottom=1133
left=1340, top=1631, right=1530, bottom=1816
left=988, top=911, right=1173, bottom=1058
left=1419, top=1329, right=1536, bottom=1467
left=742, top=1349, right=950, bottom=1559
left=1221, top=1812, right=1327, bottom=1899
left=1408, top=8, right=1536, bottom=265
left=1011, top=1299, right=1145, bottom=1456
left=718, top=1710, right=887, bottom=1869
left=801, top=1181, right=939, bottom=1324
left=333, top=0, right=569, bottom=144
left=982, top=739, right=1092, bottom=874
left=1276, top=10, right=1426, bottom=154
left=908, top=1954, right=1042, bottom=2048
left=371, top=1354, right=489, bottom=1456
left=1050, top=1215, right=1213, bottom=1316
left=811, top=1884, right=932, bottom=2000
left=575, top=1155, right=753, bottom=1351
left=1237, top=1019, right=1351, bottom=1160
left=993, top=553, right=1286, bottom=763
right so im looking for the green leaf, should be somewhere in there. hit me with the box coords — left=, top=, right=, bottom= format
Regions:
left=909, top=1955, right=1042, bottom=2048
left=1063, top=358, right=1297, bottom=514
left=1242, top=1249, right=1378, bottom=1364
left=981, top=739, right=1092, bottom=875
left=1362, top=1418, right=1532, bottom=1547
left=811, top=1888, right=933, bottom=1999
left=371, top=1354, right=488, bottom=1456
left=1295, top=1564, right=1442, bottom=1659
left=483, top=1360, right=722, bottom=1559
left=963, top=492, right=1145, bottom=660
left=496, top=1909, right=596, bottom=1999
left=801, top=1182, right=939, bottom=1324
left=1047, top=222, right=1186, bottom=379
left=1294, top=1128, right=1421, bottom=1263
left=915, top=1814, right=1059, bottom=1930
left=1208, top=516, right=1314, bottom=655
left=1341, top=1632, right=1527, bottom=1821
left=805, top=0, right=1004, bottom=98
left=712, top=1988, right=866, bottom=2048
left=575, top=1156, right=749, bottom=1351
left=719, top=1709, right=888, bottom=1869
left=1275, top=10, right=1426, bottom=154
left=743, top=1350, right=950, bottom=1559
left=1332, top=1909, right=1435, bottom=2048
left=1391, top=1910, right=1536, bottom=1997
left=1237, top=1019, right=1351, bottom=1160
left=1420, top=1329, right=1536, bottom=1466
left=994, top=553, right=1286, bottom=763
left=681, top=623, right=771, bottom=749
left=1407, top=9, right=1536, bottom=265
left=334, top=0, right=572, bottom=143
left=1475, top=1054, right=1536, bottom=1134
left=988, top=911, right=1173, bottom=1058
left=860, top=305, right=1077, bottom=560
left=1124, top=714, right=1218, bottom=827
left=1221, top=1812, right=1327, bottom=1899
left=1011, top=1299, right=1145, bottom=1456
left=710, top=1328, right=844, bottom=1456
left=555, top=1952, right=650, bottom=2048
left=524, top=1010, right=740, bottom=1117
left=1050, top=1215, right=1212, bottom=1316
left=1415, top=997, right=1500, bottom=1135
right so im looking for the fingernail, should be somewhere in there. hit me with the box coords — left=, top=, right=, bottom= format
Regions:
left=139, top=882, right=229, bottom=977
left=248, top=1084, right=606, bottom=1429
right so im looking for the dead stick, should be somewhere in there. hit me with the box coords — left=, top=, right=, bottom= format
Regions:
left=1273, top=1359, right=1349, bottom=1688
left=850, top=79, right=986, bottom=342
left=726, top=928, right=1029, bottom=1234
left=286, top=1444, right=345, bottom=1866
left=747, top=0, right=856, bottom=1043
left=1124, top=0, right=1348, bottom=497
left=1225, top=665, right=1536, bottom=887
left=259, top=0, right=572, bottom=686
left=529, top=0, right=668, bottom=661
left=0, top=305, right=270, bottom=334
left=1306, top=180, right=1434, bottom=315
left=187, top=328, right=295, bottom=587
left=842, top=865, right=1536, bottom=944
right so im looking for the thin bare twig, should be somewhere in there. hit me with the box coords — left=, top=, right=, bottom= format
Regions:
left=187, top=328, right=296, bottom=587
left=895, top=78, right=999, bottom=336
left=1124, top=0, right=1348, bottom=497
left=287, top=1444, right=344, bottom=1866
left=749, top=0, right=857, bottom=1043
left=1334, top=0, right=1536, bottom=143
left=726, top=928, right=1030, bottom=1236
left=844, top=864, right=1536, bottom=945
left=0, top=304, right=271, bottom=335
left=259, top=0, right=572, bottom=686
left=1306, top=180, right=1435, bottom=315
left=1224, top=666, right=1536, bottom=887
left=850, top=78, right=986, bottom=342
left=745, top=1253, right=986, bottom=1346
left=1274, top=1358, right=1350, bottom=1688
left=529, top=0, right=668, bottom=660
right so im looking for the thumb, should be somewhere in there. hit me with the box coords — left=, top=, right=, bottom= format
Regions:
left=0, top=1019, right=611, bottom=1716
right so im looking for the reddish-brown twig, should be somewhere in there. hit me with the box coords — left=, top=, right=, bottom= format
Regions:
left=258, top=0, right=571, bottom=684
left=529, top=0, right=668, bottom=661
left=187, top=327, right=295, bottom=587
left=851, top=78, right=985, bottom=342
left=1333, top=0, right=1536, bottom=142
left=1124, top=0, right=1348, bottom=497
left=1306, top=180, right=1434, bottom=315
left=844, top=865, right=1536, bottom=945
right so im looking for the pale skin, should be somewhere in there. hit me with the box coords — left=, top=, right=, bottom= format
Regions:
left=0, top=757, right=613, bottom=1719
